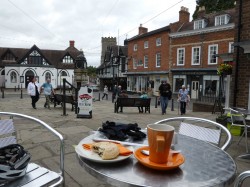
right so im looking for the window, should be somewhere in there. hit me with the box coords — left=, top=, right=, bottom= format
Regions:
left=144, top=41, right=148, bottom=49
left=45, top=72, right=51, bottom=81
left=61, top=71, right=67, bottom=76
left=177, top=48, right=185, bottom=65
left=203, top=75, right=219, bottom=96
left=208, top=45, right=218, bottom=64
left=133, top=44, right=138, bottom=51
left=63, top=55, right=74, bottom=64
left=20, top=50, right=49, bottom=65
left=137, top=59, right=143, bottom=66
left=192, top=47, right=201, bottom=65
left=3, top=52, right=15, bottom=61
left=10, top=71, right=17, bottom=83
left=229, top=42, right=234, bottom=53
left=194, top=20, right=205, bottom=29
left=173, top=75, right=186, bottom=92
left=156, top=38, right=161, bottom=46
left=133, top=58, right=137, bottom=69
left=156, top=53, right=161, bottom=67
left=215, top=15, right=230, bottom=26
left=144, top=55, right=148, bottom=68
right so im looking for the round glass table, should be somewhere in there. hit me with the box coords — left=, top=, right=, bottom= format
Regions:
left=77, top=134, right=236, bottom=187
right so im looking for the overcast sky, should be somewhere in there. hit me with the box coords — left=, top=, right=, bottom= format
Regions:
left=0, top=0, right=196, bottom=67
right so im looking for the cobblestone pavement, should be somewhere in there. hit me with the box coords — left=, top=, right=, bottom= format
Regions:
left=0, top=89, right=249, bottom=187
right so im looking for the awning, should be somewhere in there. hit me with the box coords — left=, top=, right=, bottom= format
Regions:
left=124, top=71, right=169, bottom=75
left=214, top=53, right=233, bottom=62
left=232, top=40, right=250, bottom=53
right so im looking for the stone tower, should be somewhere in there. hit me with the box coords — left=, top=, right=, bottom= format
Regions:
left=101, top=37, right=117, bottom=64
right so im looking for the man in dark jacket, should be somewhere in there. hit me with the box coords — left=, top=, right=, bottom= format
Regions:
left=159, top=80, right=171, bottom=115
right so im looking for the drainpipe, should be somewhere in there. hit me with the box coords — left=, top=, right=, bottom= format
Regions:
left=233, top=0, right=242, bottom=107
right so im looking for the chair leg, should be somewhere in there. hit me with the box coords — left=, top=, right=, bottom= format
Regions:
left=238, top=130, right=245, bottom=145
left=245, top=126, right=249, bottom=153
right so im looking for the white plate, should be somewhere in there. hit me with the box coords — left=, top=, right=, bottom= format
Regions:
left=75, top=140, right=134, bottom=163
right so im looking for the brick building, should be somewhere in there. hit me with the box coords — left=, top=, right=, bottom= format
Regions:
left=126, top=24, right=170, bottom=95
left=232, top=0, right=250, bottom=109
left=169, top=7, right=235, bottom=100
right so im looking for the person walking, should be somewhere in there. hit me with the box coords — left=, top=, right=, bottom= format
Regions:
left=159, top=80, right=171, bottom=115
left=27, top=77, right=40, bottom=109
left=102, top=85, right=108, bottom=100
left=178, top=85, right=190, bottom=115
left=40, top=78, right=54, bottom=110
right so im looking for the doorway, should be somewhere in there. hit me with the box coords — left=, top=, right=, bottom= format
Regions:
left=191, top=81, right=199, bottom=99
left=25, top=70, right=35, bottom=88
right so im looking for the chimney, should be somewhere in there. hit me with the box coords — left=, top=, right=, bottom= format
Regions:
left=179, top=6, right=190, bottom=23
left=197, top=6, right=206, bottom=18
left=138, top=24, right=148, bottom=35
left=69, top=40, right=75, bottom=48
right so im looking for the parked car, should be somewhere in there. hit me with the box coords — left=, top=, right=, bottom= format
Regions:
left=88, top=85, right=100, bottom=92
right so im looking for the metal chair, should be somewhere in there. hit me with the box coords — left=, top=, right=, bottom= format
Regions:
left=0, top=112, right=64, bottom=187
left=227, top=108, right=249, bottom=153
left=234, top=170, right=250, bottom=187
left=155, top=117, right=232, bottom=151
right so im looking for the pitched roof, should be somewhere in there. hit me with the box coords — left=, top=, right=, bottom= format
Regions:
left=178, top=8, right=236, bottom=32
left=0, top=45, right=82, bottom=69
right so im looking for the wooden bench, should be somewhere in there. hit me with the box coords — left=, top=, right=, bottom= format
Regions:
left=54, top=94, right=76, bottom=111
left=114, top=98, right=151, bottom=113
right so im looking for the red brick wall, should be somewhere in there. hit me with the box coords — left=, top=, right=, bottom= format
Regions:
left=231, top=0, right=250, bottom=108
left=170, top=29, right=234, bottom=69
left=127, top=31, right=170, bottom=72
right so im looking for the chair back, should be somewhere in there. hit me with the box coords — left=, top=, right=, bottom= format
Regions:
left=0, top=119, right=16, bottom=148
left=179, top=122, right=221, bottom=145
left=155, top=117, right=232, bottom=151
left=229, top=108, right=246, bottom=127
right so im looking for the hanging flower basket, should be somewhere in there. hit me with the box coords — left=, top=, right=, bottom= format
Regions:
left=217, top=63, right=233, bottom=76
left=222, top=68, right=232, bottom=75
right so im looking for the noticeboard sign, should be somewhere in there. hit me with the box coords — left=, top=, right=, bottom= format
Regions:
left=77, top=86, right=93, bottom=118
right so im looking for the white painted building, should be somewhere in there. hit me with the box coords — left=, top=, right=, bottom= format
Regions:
left=0, top=41, right=82, bottom=89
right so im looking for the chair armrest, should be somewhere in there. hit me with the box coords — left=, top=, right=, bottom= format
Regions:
left=234, top=170, right=250, bottom=187
left=0, top=112, right=64, bottom=178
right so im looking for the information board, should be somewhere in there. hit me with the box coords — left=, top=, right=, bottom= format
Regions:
left=77, top=86, right=93, bottom=118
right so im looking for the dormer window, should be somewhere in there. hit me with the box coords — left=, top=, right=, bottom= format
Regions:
left=215, top=14, right=230, bottom=26
left=63, top=55, right=74, bottom=64
left=194, top=20, right=205, bottom=30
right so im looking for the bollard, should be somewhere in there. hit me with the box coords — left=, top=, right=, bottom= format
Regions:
left=20, top=90, right=23, bottom=99
left=2, top=89, right=4, bottom=98
left=155, top=96, right=158, bottom=108
left=98, top=92, right=100, bottom=101
left=171, top=98, right=174, bottom=111
left=14, top=86, right=16, bottom=92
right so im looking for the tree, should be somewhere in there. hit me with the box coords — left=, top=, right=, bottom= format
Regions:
left=192, top=0, right=235, bottom=20
left=87, top=66, right=97, bottom=77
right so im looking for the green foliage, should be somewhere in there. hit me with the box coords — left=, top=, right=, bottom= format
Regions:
left=192, top=0, right=235, bottom=20
left=87, top=66, right=97, bottom=77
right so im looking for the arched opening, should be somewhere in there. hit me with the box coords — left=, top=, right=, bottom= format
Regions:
left=10, top=71, right=17, bottom=83
left=25, top=70, right=35, bottom=88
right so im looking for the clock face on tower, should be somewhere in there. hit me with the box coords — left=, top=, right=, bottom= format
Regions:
left=76, top=61, right=84, bottom=69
